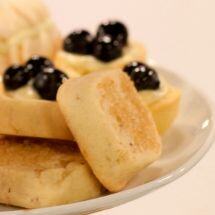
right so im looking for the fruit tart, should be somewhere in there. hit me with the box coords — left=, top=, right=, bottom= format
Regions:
left=0, top=3, right=178, bottom=210
left=0, top=55, right=75, bottom=140
left=55, top=21, right=146, bottom=75
left=55, top=20, right=181, bottom=134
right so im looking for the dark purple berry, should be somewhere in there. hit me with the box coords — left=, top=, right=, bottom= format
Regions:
left=93, top=35, right=123, bottom=62
left=33, top=67, right=68, bottom=100
left=123, top=61, right=160, bottom=91
left=97, top=21, right=128, bottom=46
left=63, top=30, right=93, bottom=55
left=25, top=55, right=53, bottom=77
left=3, top=65, right=31, bottom=90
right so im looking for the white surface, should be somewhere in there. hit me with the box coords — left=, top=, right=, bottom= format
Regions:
left=46, top=1, right=215, bottom=214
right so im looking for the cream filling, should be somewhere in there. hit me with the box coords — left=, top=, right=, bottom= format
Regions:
left=3, top=75, right=169, bottom=103
left=0, top=18, right=54, bottom=55
left=0, top=76, right=39, bottom=100
left=2, top=71, right=78, bottom=100
left=0, top=35, right=167, bottom=102
left=55, top=41, right=146, bottom=75
left=6, top=81, right=40, bottom=100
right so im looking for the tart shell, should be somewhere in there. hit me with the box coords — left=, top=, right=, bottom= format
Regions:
left=0, top=84, right=73, bottom=140
left=149, top=86, right=181, bottom=134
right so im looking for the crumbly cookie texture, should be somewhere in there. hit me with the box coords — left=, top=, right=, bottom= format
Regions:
left=57, top=70, right=162, bottom=192
left=0, top=136, right=102, bottom=208
left=0, top=0, right=61, bottom=73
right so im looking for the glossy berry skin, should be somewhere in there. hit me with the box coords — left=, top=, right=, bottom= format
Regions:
left=123, top=61, right=160, bottom=91
left=3, top=65, right=31, bottom=90
left=93, top=35, right=123, bottom=62
left=25, top=55, right=53, bottom=77
left=63, top=30, right=93, bottom=55
left=33, top=67, right=68, bottom=100
left=97, top=21, right=128, bottom=46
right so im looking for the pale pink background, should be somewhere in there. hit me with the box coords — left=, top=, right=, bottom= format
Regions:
left=45, top=0, right=215, bottom=214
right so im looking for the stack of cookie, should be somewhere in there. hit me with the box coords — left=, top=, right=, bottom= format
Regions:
left=0, top=0, right=180, bottom=209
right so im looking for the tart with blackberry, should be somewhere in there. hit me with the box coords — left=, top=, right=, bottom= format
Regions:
left=0, top=55, right=75, bottom=140
left=55, top=21, right=146, bottom=75
left=123, top=61, right=181, bottom=134
left=55, top=20, right=180, bottom=133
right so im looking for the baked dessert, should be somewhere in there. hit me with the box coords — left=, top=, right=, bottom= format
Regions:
left=147, top=86, right=180, bottom=134
left=0, top=136, right=102, bottom=208
left=55, top=20, right=180, bottom=134
left=122, top=61, right=181, bottom=134
left=0, top=56, right=179, bottom=140
left=57, top=70, right=162, bottom=192
left=0, top=55, right=79, bottom=140
left=0, top=0, right=61, bottom=73
left=55, top=21, right=146, bottom=75
left=0, top=2, right=180, bottom=210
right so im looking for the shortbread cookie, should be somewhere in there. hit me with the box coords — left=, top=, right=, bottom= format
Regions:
left=57, top=70, right=162, bottom=192
left=0, top=136, right=102, bottom=208
left=0, top=0, right=61, bottom=73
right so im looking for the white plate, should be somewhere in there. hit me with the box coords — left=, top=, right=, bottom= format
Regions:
left=0, top=66, right=214, bottom=215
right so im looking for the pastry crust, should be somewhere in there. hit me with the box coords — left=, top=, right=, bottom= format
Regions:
left=0, top=136, right=102, bottom=208
left=0, top=0, right=61, bottom=73
left=148, top=86, right=181, bottom=134
left=0, top=93, right=73, bottom=140
left=57, top=70, right=162, bottom=192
